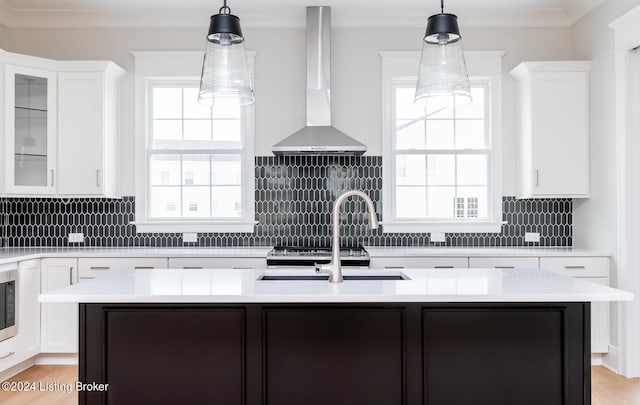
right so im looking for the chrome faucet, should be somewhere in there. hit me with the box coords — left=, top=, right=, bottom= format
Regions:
left=315, top=190, right=379, bottom=283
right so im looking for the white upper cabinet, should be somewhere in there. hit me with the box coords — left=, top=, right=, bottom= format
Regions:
left=510, top=61, right=591, bottom=198
left=58, top=64, right=125, bottom=197
left=1, top=49, right=125, bottom=197
left=4, top=65, right=57, bottom=195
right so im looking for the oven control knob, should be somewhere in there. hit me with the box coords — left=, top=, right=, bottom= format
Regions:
left=282, top=249, right=288, bottom=256
left=360, top=250, right=366, bottom=256
left=349, top=249, right=354, bottom=257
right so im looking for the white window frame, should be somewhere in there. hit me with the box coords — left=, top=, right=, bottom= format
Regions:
left=132, top=51, right=256, bottom=233
left=380, top=50, right=504, bottom=233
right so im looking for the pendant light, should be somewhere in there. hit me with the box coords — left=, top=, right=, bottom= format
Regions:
left=199, top=0, right=255, bottom=106
left=415, top=0, right=471, bottom=104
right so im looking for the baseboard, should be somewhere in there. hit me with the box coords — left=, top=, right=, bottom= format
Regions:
left=34, top=353, right=78, bottom=365
left=602, top=344, right=619, bottom=374
left=0, top=357, right=36, bottom=382
left=591, top=353, right=604, bottom=366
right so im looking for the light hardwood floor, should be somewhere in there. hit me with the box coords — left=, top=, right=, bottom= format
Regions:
left=0, top=365, right=638, bottom=404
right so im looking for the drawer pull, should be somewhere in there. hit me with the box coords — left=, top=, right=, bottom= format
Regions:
left=183, top=266, right=203, bottom=269
left=564, top=265, right=586, bottom=269
left=233, top=267, right=252, bottom=269
left=90, top=266, right=111, bottom=270
left=434, top=266, right=454, bottom=269
left=495, top=266, right=515, bottom=269
left=134, top=266, right=154, bottom=269
left=0, top=351, right=15, bottom=360
left=384, top=266, right=404, bottom=269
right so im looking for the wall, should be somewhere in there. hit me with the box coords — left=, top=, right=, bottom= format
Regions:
left=3, top=26, right=573, bottom=196
left=571, top=0, right=640, bottom=360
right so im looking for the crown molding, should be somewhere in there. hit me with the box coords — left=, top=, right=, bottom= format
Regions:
left=0, top=1, right=607, bottom=30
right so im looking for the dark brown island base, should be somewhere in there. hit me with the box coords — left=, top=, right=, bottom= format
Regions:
left=79, top=302, right=590, bottom=405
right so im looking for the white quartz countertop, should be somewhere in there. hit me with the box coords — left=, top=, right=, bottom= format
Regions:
left=0, top=247, right=273, bottom=264
left=365, top=246, right=611, bottom=257
left=0, top=246, right=609, bottom=266
left=39, top=267, right=633, bottom=304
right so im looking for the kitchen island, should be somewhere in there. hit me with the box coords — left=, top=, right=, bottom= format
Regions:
left=41, top=267, right=633, bottom=405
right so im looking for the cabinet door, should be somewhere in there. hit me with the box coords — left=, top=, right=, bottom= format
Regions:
left=168, top=257, right=266, bottom=269
left=540, top=257, right=610, bottom=353
left=530, top=71, right=589, bottom=197
left=18, top=259, right=41, bottom=359
left=4, top=65, right=57, bottom=195
left=370, top=257, right=469, bottom=269
left=41, top=258, right=78, bottom=353
left=57, top=72, right=104, bottom=195
left=78, top=257, right=168, bottom=280
left=588, top=278, right=610, bottom=353
left=469, top=257, right=539, bottom=269
left=265, top=307, right=404, bottom=405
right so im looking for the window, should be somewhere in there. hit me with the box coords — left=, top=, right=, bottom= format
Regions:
left=381, top=51, right=503, bottom=233
left=393, top=82, right=489, bottom=219
left=133, top=51, right=255, bottom=233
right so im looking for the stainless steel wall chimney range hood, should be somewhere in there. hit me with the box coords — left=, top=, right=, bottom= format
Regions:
left=272, top=6, right=366, bottom=156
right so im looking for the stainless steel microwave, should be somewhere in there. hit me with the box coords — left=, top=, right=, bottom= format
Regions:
left=0, top=268, right=17, bottom=342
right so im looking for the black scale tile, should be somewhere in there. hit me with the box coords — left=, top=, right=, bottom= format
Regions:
left=0, top=156, right=572, bottom=247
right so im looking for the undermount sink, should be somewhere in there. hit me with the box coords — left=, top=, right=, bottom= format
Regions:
left=258, top=273, right=410, bottom=281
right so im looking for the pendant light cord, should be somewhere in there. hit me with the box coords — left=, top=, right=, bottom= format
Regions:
left=441, top=0, right=444, bottom=14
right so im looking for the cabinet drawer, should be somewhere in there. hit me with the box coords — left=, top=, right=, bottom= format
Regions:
left=79, top=258, right=169, bottom=279
left=370, top=257, right=468, bottom=269
left=0, top=336, right=19, bottom=371
left=168, top=257, right=266, bottom=269
left=539, top=257, right=609, bottom=278
left=468, top=257, right=539, bottom=269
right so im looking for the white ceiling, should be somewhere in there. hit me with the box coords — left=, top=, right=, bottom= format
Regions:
left=0, top=0, right=609, bottom=29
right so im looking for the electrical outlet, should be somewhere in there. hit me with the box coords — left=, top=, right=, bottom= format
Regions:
left=525, top=232, right=541, bottom=243
left=430, top=232, right=446, bottom=243
left=183, top=233, right=198, bottom=243
left=68, top=232, right=84, bottom=243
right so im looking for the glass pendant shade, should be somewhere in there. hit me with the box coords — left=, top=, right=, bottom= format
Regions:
left=415, top=12, right=471, bottom=104
left=199, top=11, right=255, bottom=106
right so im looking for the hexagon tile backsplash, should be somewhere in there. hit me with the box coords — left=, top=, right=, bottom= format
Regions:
left=0, top=156, right=572, bottom=247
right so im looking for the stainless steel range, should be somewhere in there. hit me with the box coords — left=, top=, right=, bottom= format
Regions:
left=266, top=246, right=370, bottom=268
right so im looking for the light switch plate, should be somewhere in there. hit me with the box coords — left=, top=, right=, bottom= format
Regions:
left=430, top=232, right=446, bottom=243
left=68, top=232, right=84, bottom=243
left=183, top=233, right=198, bottom=243
left=525, top=232, right=540, bottom=243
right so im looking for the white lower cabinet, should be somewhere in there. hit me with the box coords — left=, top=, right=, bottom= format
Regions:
left=540, top=257, right=610, bottom=353
left=78, top=257, right=168, bottom=280
left=370, top=257, right=469, bottom=269
left=468, top=257, right=539, bottom=269
left=40, top=258, right=78, bottom=353
left=168, top=257, right=266, bottom=269
left=18, top=259, right=41, bottom=359
left=0, top=260, right=41, bottom=373
left=0, top=262, right=19, bottom=371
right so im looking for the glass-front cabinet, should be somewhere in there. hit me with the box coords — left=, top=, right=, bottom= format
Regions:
left=4, top=65, right=57, bottom=194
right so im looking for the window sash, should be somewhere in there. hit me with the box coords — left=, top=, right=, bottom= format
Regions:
left=390, top=81, right=492, bottom=222
left=146, top=81, right=248, bottom=222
